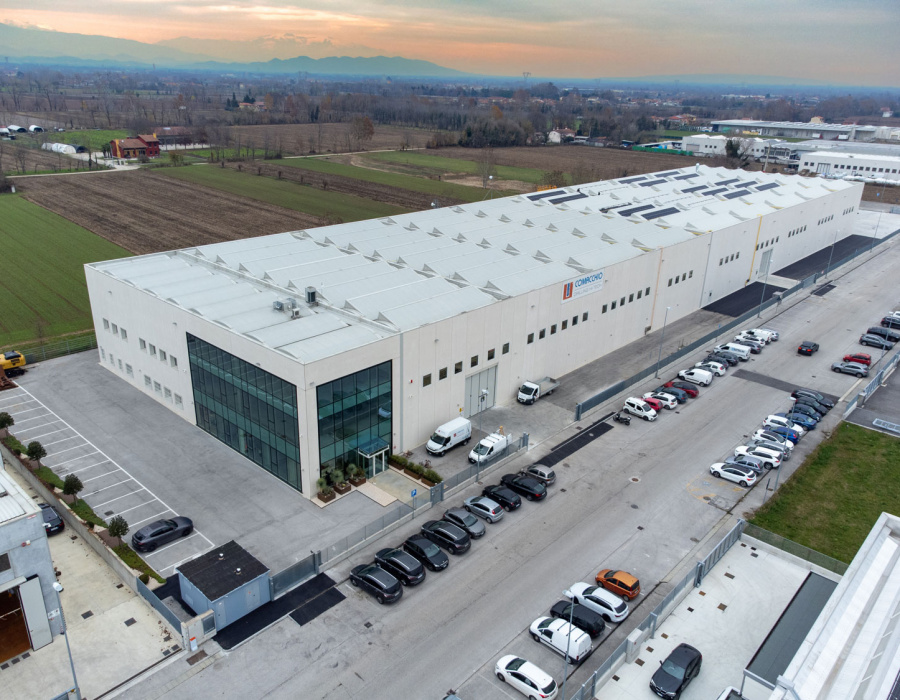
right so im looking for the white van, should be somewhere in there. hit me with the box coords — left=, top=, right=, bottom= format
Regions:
left=425, top=417, right=472, bottom=456
left=623, top=397, right=657, bottom=421
left=677, top=368, right=713, bottom=386
left=529, top=617, right=593, bottom=664
left=714, top=343, right=751, bottom=360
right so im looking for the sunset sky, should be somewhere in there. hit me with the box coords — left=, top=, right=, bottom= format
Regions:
left=3, top=0, right=899, bottom=85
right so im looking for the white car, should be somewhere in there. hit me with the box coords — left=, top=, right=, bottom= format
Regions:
left=735, top=331, right=768, bottom=346
left=757, top=328, right=780, bottom=341
left=734, top=445, right=782, bottom=469
left=752, top=428, right=792, bottom=448
left=564, top=582, right=629, bottom=623
left=763, top=414, right=806, bottom=437
left=694, top=360, right=726, bottom=376
left=677, top=368, right=713, bottom=386
left=643, top=391, right=677, bottom=409
left=495, top=655, right=558, bottom=699
left=710, top=463, right=757, bottom=487
left=623, top=397, right=657, bottom=421
left=738, top=329, right=773, bottom=344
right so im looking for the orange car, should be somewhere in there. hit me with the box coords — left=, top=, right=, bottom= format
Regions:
left=595, top=569, right=641, bottom=599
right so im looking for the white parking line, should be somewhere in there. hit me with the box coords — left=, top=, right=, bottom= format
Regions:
left=68, top=460, right=111, bottom=474
left=24, top=427, right=69, bottom=441
left=44, top=435, right=86, bottom=447
left=129, top=510, right=172, bottom=526
left=142, top=532, right=206, bottom=559
left=6, top=405, right=44, bottom=415
left=117, top=501, right=164, bottom=518
left=82, top=470, right=120, bottom=483
left=13, top=414, right=54, bottom=425
left=0, top=393, right=28, bottom=406
left=55, top=450, right=101, bottom=467
left=164, top=545, right=217, bottom=572
left=89, top=483, right=142, bottom=504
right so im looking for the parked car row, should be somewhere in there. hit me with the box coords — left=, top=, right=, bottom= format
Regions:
left=858, top=313, right=899, bottom=350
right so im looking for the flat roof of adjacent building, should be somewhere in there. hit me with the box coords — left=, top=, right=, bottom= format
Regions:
left=177, top=540, right=268, bottom=600
left=0, top=467, right=40, bottom=525
left=88, top=165, right=858, bottom=364
left=712, top=119, right=878, bottom=133
left=803, top=151, right=900, bottom=164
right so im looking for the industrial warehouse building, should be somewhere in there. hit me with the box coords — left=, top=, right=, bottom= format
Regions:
left=799, top=151, right=900, bottom=182
left=85, top=166, right=862, bottom=499
left=711, top=119, right=881, bottom=142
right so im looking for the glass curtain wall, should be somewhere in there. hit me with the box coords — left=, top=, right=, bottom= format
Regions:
left=187, top=334, right=301, bottom=491
left=317, top=361, right=391, bottom=479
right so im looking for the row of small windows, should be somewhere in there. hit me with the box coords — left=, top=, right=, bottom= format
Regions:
left=100, top=347, right=183, bottom=408
left=818, top=214, right=834, bottom=226
left=603, top=286, right=652, bottom=313
left=526, top=312, right=590, bottom=346
left=422, top=343, right=511, bottom=386
left=842, top=206, right=856, bottom=215
left=102, top=318, right=127, bottom=341
left=720, top=252, right=741, bottom=265
left=787, top=225, right=807, bottom=239
left=755, top=235, right=779, bottom=251
left=804, top=161, right=899, bottom=174
left=668, top=272, right=693, bottom=285
left=138, top=338, right=178, bottom=368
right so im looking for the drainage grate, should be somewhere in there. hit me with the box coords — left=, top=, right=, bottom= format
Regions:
left=812, top=283, right=835, bottom=297
left=725, top=572, right=735, bottom=579
left=187, top=650, right=208, bottom=666
left=124, top=617, right=136, bottom=627
left=635, top=658, right=645, bottom=667
left=718, top=603, right=728, bottom=611
left=105, top=510, right=115, bottom=516
left=81, top=610, right=93, bottom=619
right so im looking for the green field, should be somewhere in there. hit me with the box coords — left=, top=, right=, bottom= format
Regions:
left=161, top=165, right=408, bottom=221
left=279, top=156, right=498, bottom=202
left=56, top=129, right=129, bottom=151
left=751, top=422, right=900, bottom=563
left=363, top=151, right=551, bottom=185
left=0, top=196, right=131, bottom=348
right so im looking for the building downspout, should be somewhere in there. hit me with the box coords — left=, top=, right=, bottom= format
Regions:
left=747, top=215, right=764, bottom=285
left=649, top=246, right=664, bottom=330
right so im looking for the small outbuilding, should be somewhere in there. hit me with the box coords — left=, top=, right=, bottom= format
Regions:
left=28, top=125, right=43, bottom=133
left=177, top=540, right=270, bottom=631
left=7, top=125, right=26, bottom=133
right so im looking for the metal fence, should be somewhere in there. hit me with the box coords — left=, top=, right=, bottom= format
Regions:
left=568, top=521, right=746, bottom=700
left=442, top=436, right=526, bottom=492
left=19, top=333, right=98, bottom=364
left=742, top=524, right=848, bottom=575
left=136, top=576, right=184, bottom=636
left=270, top=553, right=318, bottom=598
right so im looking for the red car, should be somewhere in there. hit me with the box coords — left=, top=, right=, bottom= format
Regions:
left=843, top=352, right=872, bottom=366
left=663, top=380, right=699, bottom=397
left=642, top=396, right=663, bottom=412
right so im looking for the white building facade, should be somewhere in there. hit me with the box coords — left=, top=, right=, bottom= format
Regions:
left=85, top=166, right=862, bottom=499
left=800, top=151, right=900, bottom=183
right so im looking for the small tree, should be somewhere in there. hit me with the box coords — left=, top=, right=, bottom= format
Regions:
left=107, top=515, right=129, bottom=546
left=63, top=474, right=84, bottom=506
left=0, top=412, right=13, bottom=437
left=26, top=441, right=47, bottom=464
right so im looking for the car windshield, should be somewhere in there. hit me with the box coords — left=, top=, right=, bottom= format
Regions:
left=520, top=384, right=537, bottom=396
left=41, top=508, right=56, bottom=523
left=507, top=658, right=526, bottom=672
left=661, top=659, right=687, bottom=681
left=430, top=433, right=449, bottom=446
left=459, top=512, right=478, bottom=527
left=543, top=679, right=558, bottom=694
left=474, top=443, right=490, bottom=455
left=421, top=541, right=440, bottom=557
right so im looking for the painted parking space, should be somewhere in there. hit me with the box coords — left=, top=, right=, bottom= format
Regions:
left=0, top=386, right=214, bottom=575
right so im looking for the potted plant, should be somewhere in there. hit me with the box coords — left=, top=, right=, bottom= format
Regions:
left=348, top=463, right=367, bottom=487
left=316, top=477, right=335, bottom=503
left=333, top=467, right=351, bottom=495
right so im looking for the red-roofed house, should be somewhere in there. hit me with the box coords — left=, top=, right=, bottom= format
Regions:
left=110, top=138, right=148, bottom=159
left=137, top=134, right=160, bottom=157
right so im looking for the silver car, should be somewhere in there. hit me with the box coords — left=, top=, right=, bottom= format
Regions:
left=462, top=495, right=504, bottom=523
left=523, top=464, right=556, bottom=486
left=831, top=361, right=868, bottom=378
left=724, top=454, right=764, bottom=474
left=749, top=438, right=791, bottom=460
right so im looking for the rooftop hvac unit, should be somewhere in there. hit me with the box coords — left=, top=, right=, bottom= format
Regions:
left=291, top=308, right=302, bottom=319
left=272, top=300, right=284, bottom=311
left=306, top=286, right=318, bottom=306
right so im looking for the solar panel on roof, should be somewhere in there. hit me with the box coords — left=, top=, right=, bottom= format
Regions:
left=682, top=184, right=706, bottom=193
left=642, top=207, right=681, bottom=220
left=618, top=204, right=655, bottom=217
left=724, top=190, right=750, bottom=199
left=703, top=187, right=727, bottom=196
left=527, top=190, right=563, bottom=201
left=619, top=176, right=647, bottom=184
left=674, top=173, right=699, bottom=180
left=755, top=182, right=780, bottom=192
left=715, top=178, right=740, bottom=186
left=639, top=179, right=667, bottom=187
left=655, top=171, right=679, bottom=178
left=549, top=193, right=588, bottom=204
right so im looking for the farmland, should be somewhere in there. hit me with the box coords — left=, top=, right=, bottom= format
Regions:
left=18, top=170, right=318, bottom=254
left=55, top=129, right=129, bottom=151
left=363, top=151, right=550, bottom=185
left=0, top=195, right=131, bottom=348
left=161, top=165, right=408, bottom=221
left=3, top=141, right=100, bottom=175
left=225, top=123, right=435, bottom=155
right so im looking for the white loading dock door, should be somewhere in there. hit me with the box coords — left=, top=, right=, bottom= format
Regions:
left=19, top=576, right=52, bottom=650
left=464, top=366, right=497, bottom=418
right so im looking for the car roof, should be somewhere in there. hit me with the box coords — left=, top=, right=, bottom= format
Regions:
left=605, top=569, right=639, bottom=585
left=670, top=643, right=702, bottom=662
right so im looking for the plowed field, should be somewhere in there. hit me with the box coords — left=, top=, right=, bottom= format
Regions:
left=225, top=123, right=435, bottom=155
left=18, top=170, right=317, bottom=254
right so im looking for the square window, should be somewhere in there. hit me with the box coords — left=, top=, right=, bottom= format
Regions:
left=149, top=344, right=157, bottom=357
left=550, top=325, right=557, bottom=335
left=682, top=273, right=686, bottom=281
left=674, top=276, right=679, bottom=284
left=488, top=348, right=495, bottom=360
left=455, top=361, right=463, bottom=374
left=689, top=270, right=694, bottom=277
left=582, top=312, right=588, bottom=321
left=100, top=347, right=106, bottom=360
left=112, top=323, right=118, bottom=334
left=471, top=355, right=478, bottom=367
left=439, top=367, right=448, bottom=380
left=139, top=338, right=146, bottom=351
left=539, top=329, right=546, bottom=340
left=637, top=290, right=642, bottom=299
left=602, top=304, right=608, bottom=313
left=561, top=320, right=568, bottom=329
left=0, top=553, right=9, bottom=574
left=646, top=287, right=650, bottom=296
left=669, top=277, right=674, bottom=285
left=120, top=328, right=127, bottom=340
left=527, top=333, right=534, bottom=344
left=502, top=342, right=510, bottom=354
left=171, top=356, right=177, bottom=368
left=109, top=353, right=114, bottom=365
left=103, top=318, right=110, bottom=330
left=611, top=301, right=617, bottom=310
left=629, top=293, right=634, bottom=303
left=160, top=350, right=167, bottom=362
left=422, top=373, right=432, bottom=387
left=144, top=375, right=152, bottom=387
left=572, top=316, right=578, bottom=326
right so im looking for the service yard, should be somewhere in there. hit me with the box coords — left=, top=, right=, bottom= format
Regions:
left=2, top=218, right=895, bottom=698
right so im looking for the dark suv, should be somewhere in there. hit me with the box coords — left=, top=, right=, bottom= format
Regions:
left=650, top=643, right=702, bottom=698
left=39, top=503, right=65, bottom=535
left=500, top=473, right=547, bottom=501
left=421, top=520, right=471, bottom=554
left=374, top=548, right=426, bottom=586
left=350, top=564, right=403, bottom=604
left=867, top=326, right=900, bottom=342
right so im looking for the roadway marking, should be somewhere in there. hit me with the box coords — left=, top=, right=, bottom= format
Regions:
left=68, top=460, right=112, bottom=474
left=26, top=427, right=70, bottom=441
left=117, top=502, right=165, bottom=518
left=129, top=510, right=172, bottom=527
left=55, top=450, right=101, bottom=467
left=82, top=470, right=121, bottom=483
left=12, top=414, right=54, bottom=425
left=88, top=483, right=142, bottom=503
left=44, top=435, right=85, bottom=447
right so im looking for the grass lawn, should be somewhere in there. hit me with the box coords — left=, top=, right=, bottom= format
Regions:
left=161, top=165, right=408, bottom=220
left=56, top=129, right=129, bottom=151
left=0, top=195, right=131, bottom=348
left=364, top=151, right=554, bottom=185
left=751, top=422, right=900, bottom=563
left=279, top=156, right=497, bottom=202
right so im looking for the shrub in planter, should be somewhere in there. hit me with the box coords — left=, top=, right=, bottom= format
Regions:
left=139, top=573, right=150, bottom=585
left=422, top=468, right=443, bottom=484
left=333, top=468, right=351, bottom=494
left=316, top=477, right=335, bottom=501
left=0, top=411, right=13, bottom=437
left=2, top=435, right=25, bottom=455
left=348, top=463, right=366, bottom=485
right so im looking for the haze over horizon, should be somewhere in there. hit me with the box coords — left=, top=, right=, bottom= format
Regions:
left=1, top=0, right=899, bottom=86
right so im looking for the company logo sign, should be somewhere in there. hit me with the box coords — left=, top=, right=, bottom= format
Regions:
left=561, top=271, right=604, bottom=304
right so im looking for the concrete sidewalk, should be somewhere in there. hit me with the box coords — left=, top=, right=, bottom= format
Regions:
left=0, top=464, right=180, bottom=700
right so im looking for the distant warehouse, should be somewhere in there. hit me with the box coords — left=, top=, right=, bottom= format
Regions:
left=85, top=166, right=862, bottom=500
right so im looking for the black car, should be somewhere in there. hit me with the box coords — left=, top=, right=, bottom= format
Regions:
left=421, top=520, right=471, bottom=554
left=793, top=396, right=830, bottom=414
left=39, top=503, right=64, bottom=536
left=374, top=548, right=426, bottom=586
left=867, top=326, right=900, bottom=342
left=791, top=388, right=835, bottom=409
left=650, top=643, right=702, bottom=699
left=882, top=316, right=900, bottom=329
left=443, top=508, right=486, bottom=538
left=797, top=340, right=819, bottom=356
left=403, top=535, right=449, bottom=571
left=653, top=385, right=688, bottom=402
left=131, top=516, right=193, bottom=552
left=350, top=563, right=403, bottom=604
left=500, top=473, right=547, bottom=501
left=707, top=352, right=739, bottom=366
left=549, top=600, right=606, bottom=638
left=482, top=484, right=522, bottom=511
left=789, top=403, right=824, bottom=420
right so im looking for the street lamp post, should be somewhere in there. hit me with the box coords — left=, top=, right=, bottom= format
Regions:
left=757, top=256, right=773, bottom=318
left=654, top=306, right=671, bottom=378
left=55, top=586, right=82, bottom=700
left=560, top=593, right=576, bottom=700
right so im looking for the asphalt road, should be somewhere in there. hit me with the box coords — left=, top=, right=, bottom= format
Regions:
left=119, top=236, right=900, bottom=700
